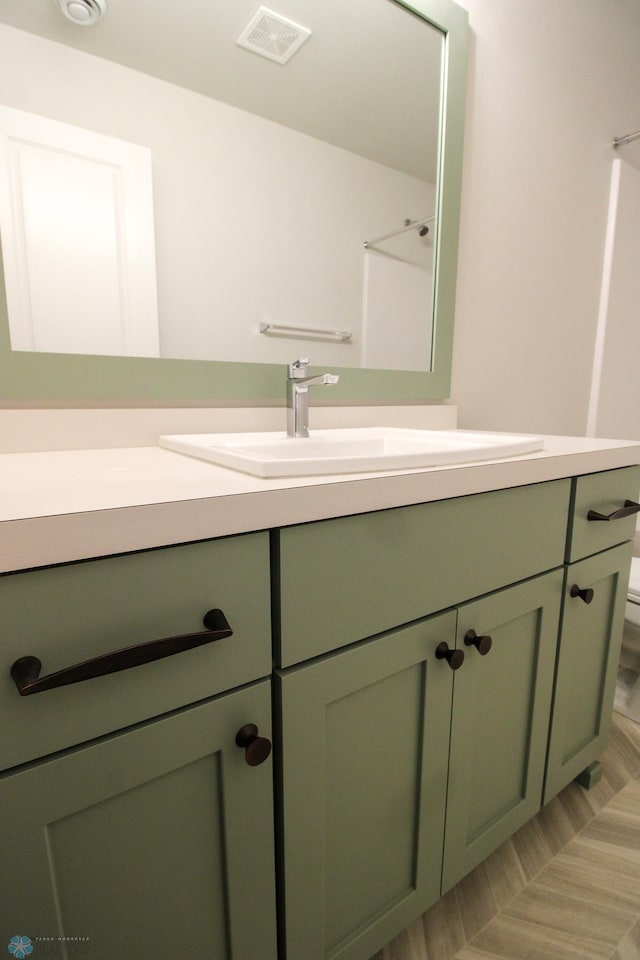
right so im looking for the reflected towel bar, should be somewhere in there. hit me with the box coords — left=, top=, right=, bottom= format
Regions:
left=259, top=322, right=352, bottom=343
left=613, top=130, right=640, bottom=148
left=364, top=215, right=435, bottom=248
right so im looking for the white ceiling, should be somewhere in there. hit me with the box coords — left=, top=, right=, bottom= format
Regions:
left=0, top=0, right=443, bottom=181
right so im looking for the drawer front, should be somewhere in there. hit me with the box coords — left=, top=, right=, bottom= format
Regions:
left=277, top=479, right=571, bottom=666
left=567, top=466, right=640, bottom=562
left=1, top=532, right=271, bottom=770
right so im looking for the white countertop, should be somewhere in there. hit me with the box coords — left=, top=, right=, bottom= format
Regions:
left=2, top=433, right=640, bottom=573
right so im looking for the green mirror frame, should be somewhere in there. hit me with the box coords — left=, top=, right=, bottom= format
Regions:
left=0, top=0, right=467, bottom=406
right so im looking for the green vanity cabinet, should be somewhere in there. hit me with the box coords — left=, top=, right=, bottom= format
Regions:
left=2, top=464, right=638, bottom=960
left=0, top=679, right=277, bottom=960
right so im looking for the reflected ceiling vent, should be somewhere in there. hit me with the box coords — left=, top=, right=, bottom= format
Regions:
left=237, top=6, right=311, bottom=65
left=55, top=0, right=107, bottom=26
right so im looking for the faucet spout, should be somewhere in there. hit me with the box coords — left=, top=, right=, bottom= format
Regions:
left=286, top=359, right=339, bottom=438
left=300, top=373, right=340, bottom=388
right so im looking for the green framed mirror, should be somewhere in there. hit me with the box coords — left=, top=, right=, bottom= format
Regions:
left=0, top=0, right=467, bottom=405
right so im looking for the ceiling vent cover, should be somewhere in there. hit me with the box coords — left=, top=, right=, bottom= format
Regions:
left=55, top=0, right=107, bottom=26
left=237, top=6, right=311, bottom=65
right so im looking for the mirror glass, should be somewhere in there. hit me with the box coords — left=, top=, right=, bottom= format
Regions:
left=0, top=0, right=467, bottom=403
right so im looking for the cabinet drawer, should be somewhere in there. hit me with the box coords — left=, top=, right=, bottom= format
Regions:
left=276, top=479, right=570, bottom=666
left=567, top=466, right=640, bottom=562
left=0, top=532, right=271, bottom=770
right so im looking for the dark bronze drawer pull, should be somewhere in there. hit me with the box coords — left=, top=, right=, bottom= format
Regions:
left=235, top=724, right=272, bottom=766
left=587, top=499, right=640, bottom=522
left=10, top=608, right=233, bottom=696
left=435, top=642, right=464, bottom=671
left=570, top=584, right=594, bottom=604
left=464, top=629, right=493, bottom=655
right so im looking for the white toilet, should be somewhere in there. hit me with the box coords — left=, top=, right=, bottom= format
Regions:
left=615, top=556, right=640, bottom=722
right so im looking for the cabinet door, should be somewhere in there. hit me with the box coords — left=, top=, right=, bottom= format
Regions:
left=442, top=570, right=563, bottom=892
left=277, top=611, right=457, bottom=960
left=544, top=541, right=633, bottom=803
left=0, top=680, right=276, bottom=960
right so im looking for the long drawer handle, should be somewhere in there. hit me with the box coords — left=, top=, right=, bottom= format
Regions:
left=10, top=608, right=233, bottom=697
left=587, top=499, right=640, bottom=522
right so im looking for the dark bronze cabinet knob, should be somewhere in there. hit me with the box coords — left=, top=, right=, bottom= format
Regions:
left=435, top=642, right=464, bottom=671
left=235, top=724, right=272, bottom=766
left=464, top=629, right=492, bottom=656
left=570, top=584, right=594, bottom=604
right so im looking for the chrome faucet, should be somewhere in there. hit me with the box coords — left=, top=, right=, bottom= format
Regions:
left=286, top=358, right=339, bottom=438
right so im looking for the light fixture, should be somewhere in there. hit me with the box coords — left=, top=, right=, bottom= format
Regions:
left=55, top=0, right=107, bottom=27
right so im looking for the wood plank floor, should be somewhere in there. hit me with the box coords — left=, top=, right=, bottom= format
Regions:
left=370, top=712, right=640, bottom=960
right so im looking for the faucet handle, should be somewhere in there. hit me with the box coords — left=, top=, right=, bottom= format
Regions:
left=288, top=358, right=310, bottom=379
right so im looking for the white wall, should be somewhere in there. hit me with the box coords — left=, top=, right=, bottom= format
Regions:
left=451, top=0, right=640, bottom=436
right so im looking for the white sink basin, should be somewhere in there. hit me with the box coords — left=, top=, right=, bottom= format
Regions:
left=159, top=428, right=544, bottom=478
